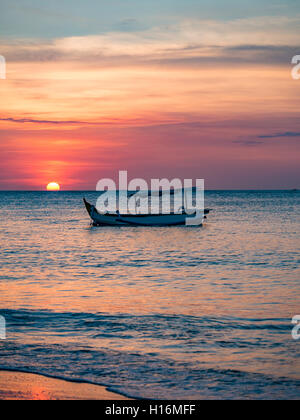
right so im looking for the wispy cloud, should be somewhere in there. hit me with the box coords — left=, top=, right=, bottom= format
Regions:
left=234, top=131, right=300, bottom=146
left=0, top=117, right=114, bottom=125
left=1, top=15, right=300, bottom=66
left=258, top=132, right=300, bottom=139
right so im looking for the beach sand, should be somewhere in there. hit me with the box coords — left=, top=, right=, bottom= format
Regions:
left=0, top=370, right=130, bottom=400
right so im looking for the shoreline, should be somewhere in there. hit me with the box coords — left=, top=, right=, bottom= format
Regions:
left=0, top=370, right=131, bottom=400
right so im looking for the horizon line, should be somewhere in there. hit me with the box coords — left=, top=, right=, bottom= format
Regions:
left=0, top=188, right=298, bottom=192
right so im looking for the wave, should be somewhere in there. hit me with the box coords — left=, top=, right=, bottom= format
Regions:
left=0, top=309, right=299, bottom=399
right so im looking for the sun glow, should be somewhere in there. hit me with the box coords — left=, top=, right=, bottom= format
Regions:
left=46, top=182, right=60, bottom=191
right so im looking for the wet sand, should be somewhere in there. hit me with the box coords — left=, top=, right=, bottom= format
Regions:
left=0, top=370, right=130, bottom=400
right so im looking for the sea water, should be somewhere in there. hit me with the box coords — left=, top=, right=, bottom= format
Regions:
left=0, top=191, right=299, bottom=399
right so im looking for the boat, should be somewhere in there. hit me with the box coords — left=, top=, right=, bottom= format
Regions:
left=83, top=198, right=210, bottom=227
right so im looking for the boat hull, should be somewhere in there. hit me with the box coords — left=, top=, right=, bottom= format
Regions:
left=83, top=198, right=207, bottom=227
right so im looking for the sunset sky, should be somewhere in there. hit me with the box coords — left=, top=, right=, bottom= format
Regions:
left=0, top=0, right=299, bottom=189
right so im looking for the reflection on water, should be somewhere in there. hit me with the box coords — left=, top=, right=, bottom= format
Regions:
left=0, top=191, right=299, bottom=399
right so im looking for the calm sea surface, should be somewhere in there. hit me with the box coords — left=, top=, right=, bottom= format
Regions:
left=0, top=191, right=299, bottom=399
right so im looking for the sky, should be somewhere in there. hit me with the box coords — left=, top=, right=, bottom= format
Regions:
left=0, top=0, right=299, bottom=190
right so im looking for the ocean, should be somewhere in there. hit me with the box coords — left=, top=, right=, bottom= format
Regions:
left=0, top=190, right=299, bottom=399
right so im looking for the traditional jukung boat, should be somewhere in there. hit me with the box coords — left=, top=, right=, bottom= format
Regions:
left=83, top=198, right=210, bottom=227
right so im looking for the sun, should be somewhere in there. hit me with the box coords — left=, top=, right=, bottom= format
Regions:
left=46, top=182, right=60, bottom=191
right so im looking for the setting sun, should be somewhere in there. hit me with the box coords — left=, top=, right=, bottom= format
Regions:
left=46, top=182, right=60, bottom=191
